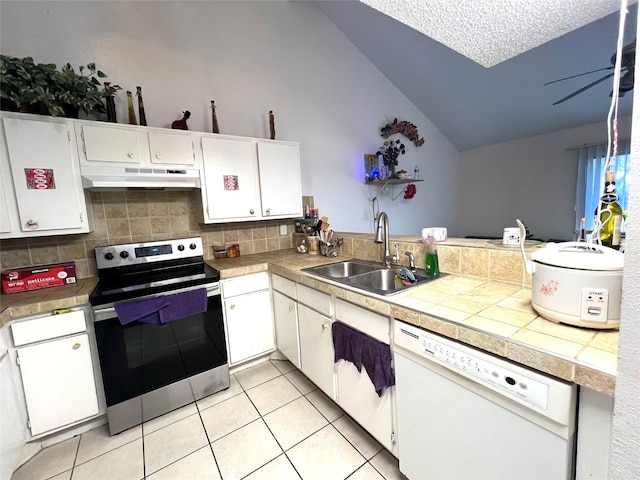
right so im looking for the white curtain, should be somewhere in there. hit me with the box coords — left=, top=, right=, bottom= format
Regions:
left=575, top=140, right=631, bottom=232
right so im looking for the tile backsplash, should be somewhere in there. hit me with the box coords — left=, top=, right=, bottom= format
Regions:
left=0, top=190, right=294, bottom=278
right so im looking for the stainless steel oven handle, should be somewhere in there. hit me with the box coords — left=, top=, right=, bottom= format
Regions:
left=92, top=284, right=220, bottom=322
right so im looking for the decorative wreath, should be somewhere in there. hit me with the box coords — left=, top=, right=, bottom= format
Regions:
left=380, top=118, right=424, bottom=147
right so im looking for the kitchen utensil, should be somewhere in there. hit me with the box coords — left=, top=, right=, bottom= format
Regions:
left=516, top=219, right=623, bottom=329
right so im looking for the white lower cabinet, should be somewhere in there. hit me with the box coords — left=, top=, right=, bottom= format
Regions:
left=11, top=309, right=99, bottom=437
left=271, top=280, right=397, bottom=454
left=334, top=299, right=396, bottom=454
left=272, top=290, right=301, bottom=369
left=222, top=272, right=275, bottom=365
left=298, top=304, right=335, bottom=398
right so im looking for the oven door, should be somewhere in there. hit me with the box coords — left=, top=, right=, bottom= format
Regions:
left=92, top=283, right=229, bottom=434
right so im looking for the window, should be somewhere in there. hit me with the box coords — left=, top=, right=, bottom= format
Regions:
left=575, top=140, right=631, bottom=234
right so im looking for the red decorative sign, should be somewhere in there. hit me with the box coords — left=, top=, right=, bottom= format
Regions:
left=24, top=168, right=56, bottom=189
left=223, top=175, right=239, bottom=191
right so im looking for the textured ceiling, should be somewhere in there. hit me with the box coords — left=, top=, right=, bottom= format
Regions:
left=360, top=0, right=627, bottom=67
left=310, top=0, right=637, bottom=150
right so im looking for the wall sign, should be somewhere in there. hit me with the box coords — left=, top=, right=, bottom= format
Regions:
left=223, top=175, right=239, bottom=191
left=24, top=168, right=56, bottom=189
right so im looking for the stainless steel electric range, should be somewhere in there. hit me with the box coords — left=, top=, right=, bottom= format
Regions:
left=89, top=237, right=229, bottom=435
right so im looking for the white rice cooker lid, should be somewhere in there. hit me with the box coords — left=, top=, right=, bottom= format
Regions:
left=531, top=242, right=624, bottom=271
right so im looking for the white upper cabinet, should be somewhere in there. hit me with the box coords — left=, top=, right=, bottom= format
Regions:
left=79, top=124, right=141, bottom=163
left=0, top=167, right=12, bottom=234
left=148, top=131, right=195, bottom=165
left=76, top=122, right=195, bottom=167
left=200, top=136, right=261, bottom=221
left=0, top=113, right=91, bottom=238
left=198, top=136, right=303, bottom=223
left=257, top=141, right=302, bottom=218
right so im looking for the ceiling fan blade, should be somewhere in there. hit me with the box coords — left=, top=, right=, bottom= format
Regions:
left=544, top=66, right=614, bottom=86
left=553, top=72, right=615, bottom=105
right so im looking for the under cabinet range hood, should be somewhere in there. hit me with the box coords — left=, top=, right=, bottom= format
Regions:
left=80, top=165, right=201, bottom=190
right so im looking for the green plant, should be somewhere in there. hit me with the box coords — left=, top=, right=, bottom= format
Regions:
left=0, top=55, right=117, bottom=118
left=0, top=55, right=63, bottom=115
left=50, top=62, right=107, bottom=117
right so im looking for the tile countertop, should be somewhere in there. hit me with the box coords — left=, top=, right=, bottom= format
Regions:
left=208, top=246, right=619, bottom=397
left=0, top=277, right=98, bottom=325
left=0, top=238, right=618, bottom=396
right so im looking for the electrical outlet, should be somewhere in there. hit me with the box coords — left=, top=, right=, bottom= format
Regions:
left=280, top=224, right=287, bottom=235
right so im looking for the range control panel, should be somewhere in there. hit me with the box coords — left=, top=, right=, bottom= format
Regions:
left=95, top=237, right=204, bottom=270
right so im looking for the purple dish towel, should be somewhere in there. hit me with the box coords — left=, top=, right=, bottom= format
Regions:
left=159, top=288, right=207, bottom=324
left=115, top=295, right=171, bottom=326
left=115, top=288, right=207, bottom=326
left=332, top=321, right=395, bottom=396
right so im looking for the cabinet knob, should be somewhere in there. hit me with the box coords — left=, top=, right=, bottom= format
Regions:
left=25, top=220, right=39, bottom=229
left=288, top=305, right=294, bottom=312
left=127, top=152, right=134, bottom=158
left=155, top=153, right=162, bottom=159
left=250, top=209, right=255, bottom=215
left=322, top=323, right=330, bottom=330
left=72, top=343, right=81, bottom=350
left=230, top=304, right=235, bottom=310
left=265, top=208, right=271, bottom=216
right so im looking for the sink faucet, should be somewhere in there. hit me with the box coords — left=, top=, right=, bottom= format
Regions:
left=374, top=212, right=398, bottom=267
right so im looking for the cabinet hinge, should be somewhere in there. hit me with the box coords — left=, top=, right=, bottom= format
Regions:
left=80, top=213, right=84, bottom=223
left=67, top=131, right=71, bottom=142
left=27, top=419, right=31, bottom=430
left=391, top=429, right=396, bottom=445
left=15, top=354, right=20, bottom=367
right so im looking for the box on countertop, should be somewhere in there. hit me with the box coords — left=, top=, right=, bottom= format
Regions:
left=1, top=262, right=77, bottom=294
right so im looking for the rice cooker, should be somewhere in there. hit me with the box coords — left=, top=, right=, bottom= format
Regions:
left=525, top=241, right=623, bottom=329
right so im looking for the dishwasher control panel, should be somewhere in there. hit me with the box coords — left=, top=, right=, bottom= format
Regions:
left=417, top=333, right=549, bottom=410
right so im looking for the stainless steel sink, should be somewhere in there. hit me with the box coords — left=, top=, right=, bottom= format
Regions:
left=302, top=260, right=442, bottom=295
left=307, top=261, right=378, bottom=278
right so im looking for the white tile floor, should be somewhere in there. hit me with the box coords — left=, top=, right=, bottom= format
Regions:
left=11, top=359, right=408, bottom=480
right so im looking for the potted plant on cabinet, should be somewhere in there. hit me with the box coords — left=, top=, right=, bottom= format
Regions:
left=1, top=55, right=117, bottom=118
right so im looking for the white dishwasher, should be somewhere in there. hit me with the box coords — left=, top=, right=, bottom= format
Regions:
left=394, top=321, right=577, bottom=480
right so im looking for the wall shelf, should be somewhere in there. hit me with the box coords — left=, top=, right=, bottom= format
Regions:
left=365, top=178, right=423, bottom=200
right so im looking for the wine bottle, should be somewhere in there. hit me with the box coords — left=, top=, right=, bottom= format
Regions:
left=211, top=100, right=220, bottom=133
left=126, top=91, right=137, bottom=125
left=104, top=82, right=116, bottom=123
left=595, top=170, right=622, bottom=249
left=136, top=86, right=147, bottom=126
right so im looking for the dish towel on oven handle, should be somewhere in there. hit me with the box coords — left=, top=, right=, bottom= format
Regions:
left=331, top=321, right=395, bottom=396
left=115, top=288, right=208, bottom=326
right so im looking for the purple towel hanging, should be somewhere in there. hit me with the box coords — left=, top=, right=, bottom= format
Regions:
left=332, top=321, right=395, bottom=396
left=115, top=288, right=207, bottom=326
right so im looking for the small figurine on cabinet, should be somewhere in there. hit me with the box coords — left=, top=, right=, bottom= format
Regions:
left=171, top=111, right=191, bottom=130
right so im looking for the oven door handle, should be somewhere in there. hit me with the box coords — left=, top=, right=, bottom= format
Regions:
left=92, top=284, right=220, bottom=322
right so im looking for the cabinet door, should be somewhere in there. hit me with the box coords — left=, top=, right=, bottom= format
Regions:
left=224, top=290, right=275, bottom=365
left=79, top=124, right=141, bottom=163
left=0, top=167, right=12, bottom=233
left=17, top=333, right=99, bottom=436
left=201, top=137, right=260, bottom=221
left=298, top=304, right=335, bottom=398
left=148, top=131, right=195, bottom=165
left=336, top=360, right=394, bottom=452
left=3, top=118, right=86, bottom=233
left=257, top=142, right=302, bottom=218
left=272, top=291, right=300, bottom=368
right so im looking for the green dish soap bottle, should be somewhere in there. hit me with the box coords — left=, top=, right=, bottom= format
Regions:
left=424, top=232, right=440, bottom=277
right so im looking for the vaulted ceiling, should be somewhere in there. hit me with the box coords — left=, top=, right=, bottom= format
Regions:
left=309, top=0, right=637, bottom=151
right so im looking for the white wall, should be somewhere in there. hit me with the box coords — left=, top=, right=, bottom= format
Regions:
left=0, top=0, right=460, bottom=236
left=609, top=12, right=640, bottom=479
left=458, top=117, right=632, bottom=241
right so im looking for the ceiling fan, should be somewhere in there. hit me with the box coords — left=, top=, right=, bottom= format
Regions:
left=546, top=40, right=635, bottom=105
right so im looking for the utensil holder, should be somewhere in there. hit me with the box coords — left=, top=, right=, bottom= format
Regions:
left=320, top=241, right=341, bottom=257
